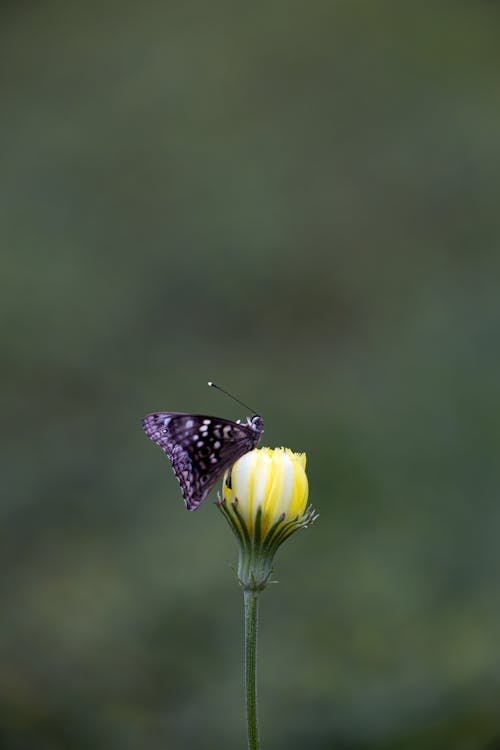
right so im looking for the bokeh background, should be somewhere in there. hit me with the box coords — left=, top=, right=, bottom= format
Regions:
left=2, top=2, right=500, bottom=749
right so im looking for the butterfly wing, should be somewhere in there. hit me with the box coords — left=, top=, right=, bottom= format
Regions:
left=142, top=412, right=262, bottom=511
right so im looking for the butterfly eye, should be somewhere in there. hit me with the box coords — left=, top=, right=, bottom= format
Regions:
left=251, top=415, right=264, bottom=432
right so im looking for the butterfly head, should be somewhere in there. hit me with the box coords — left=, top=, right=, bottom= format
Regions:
left=246, top=414, right=264, bottom=436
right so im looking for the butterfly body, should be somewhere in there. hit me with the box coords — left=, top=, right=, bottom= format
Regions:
left=142, top=411, right=264, bottom=510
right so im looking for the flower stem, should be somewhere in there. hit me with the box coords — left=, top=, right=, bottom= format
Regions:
left=244, top=589, right=261, bottom=750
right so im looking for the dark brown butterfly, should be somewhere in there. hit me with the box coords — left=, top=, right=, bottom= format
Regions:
left=142, top=407, right=264, bottom=511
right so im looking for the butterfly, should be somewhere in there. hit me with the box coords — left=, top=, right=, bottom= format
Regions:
left=142, top=411, right=264, bottom=510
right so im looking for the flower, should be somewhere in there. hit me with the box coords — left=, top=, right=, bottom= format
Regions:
left=224, top=447, right=309, bottom=533
left=217, top=447, right=318, bottom=591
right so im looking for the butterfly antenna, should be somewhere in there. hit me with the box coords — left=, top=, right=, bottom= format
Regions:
left=208, top=381, right=259, bottom=415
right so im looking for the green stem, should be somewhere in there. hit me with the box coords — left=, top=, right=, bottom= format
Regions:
left=244, top=589, right=261, bottom=750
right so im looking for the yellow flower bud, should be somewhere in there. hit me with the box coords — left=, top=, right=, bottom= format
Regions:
left=223, top=447, right=309, bottom=535
left=218, top=447, right=317, bottom=591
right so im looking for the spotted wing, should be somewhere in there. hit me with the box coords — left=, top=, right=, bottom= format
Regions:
left=142, top=412, right=261, bottom=511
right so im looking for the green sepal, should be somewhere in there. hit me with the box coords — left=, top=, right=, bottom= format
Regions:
left=216, top=496, right=318, bottom=592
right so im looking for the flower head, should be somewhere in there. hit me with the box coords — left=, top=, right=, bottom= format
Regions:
left=217, top=447, right=318, bottom=591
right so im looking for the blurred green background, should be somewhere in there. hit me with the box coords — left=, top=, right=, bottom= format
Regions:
left=2, top=2, right=500, bottom=749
